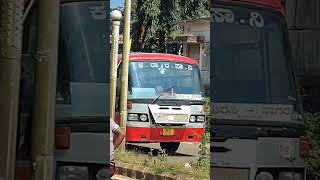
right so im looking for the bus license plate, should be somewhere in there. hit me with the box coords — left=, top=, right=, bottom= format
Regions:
left=279, top=141, right=295, bottom=159
left=162, top=129, right=174, bottom=136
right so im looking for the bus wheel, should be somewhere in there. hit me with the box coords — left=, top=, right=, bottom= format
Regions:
left=160, top=142, right=180, bottom=154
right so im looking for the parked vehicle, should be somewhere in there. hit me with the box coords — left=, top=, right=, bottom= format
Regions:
left=17, top=0, right=110, bottom=179
left=116, top=53, right=206, bottom=153
left=211, top=0, right=308, bottom=179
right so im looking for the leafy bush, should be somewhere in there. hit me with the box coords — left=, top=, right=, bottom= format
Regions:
left=203, top=96, right=211, bottom=133
left=195, top=96, right=211, bottom=171
left=304, top=113, right=320, bottom=177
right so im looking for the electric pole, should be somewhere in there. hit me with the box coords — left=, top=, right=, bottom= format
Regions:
left=119, top=0, right=132, bottom=149
left=110, top=10, right=122, bottom=121
left=32, top=0, right=59, bottom=179
left=0, top=0, right=24, bottom=179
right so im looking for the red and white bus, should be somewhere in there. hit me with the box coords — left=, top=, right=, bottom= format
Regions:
left=211, top=0, right=308, bottom=179
left=116, top=53, right=206, bottom=153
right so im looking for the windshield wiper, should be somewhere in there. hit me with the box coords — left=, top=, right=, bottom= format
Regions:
left=288, top=95, right=297, bottom=102
left=151, top=86, right=176, bottom=104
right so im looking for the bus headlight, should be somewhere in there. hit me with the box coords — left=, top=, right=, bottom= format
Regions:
left=128, top=114, right=139, bottom=121
left=196, top=116, right=205, bottom=122
left=139, top=114, right=148, bottom=122
left=58, top=166, right=88, bottom=180
left=256, top=172, right=273, bottom=180
left=190, top=116, right=196, bottom=122
left=96, top=167, right=111, bottom=179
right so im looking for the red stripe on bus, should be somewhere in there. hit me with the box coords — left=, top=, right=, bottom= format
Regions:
left=125, top=127, right=205, bottom=142
left=117, top=53, right=199, bottom=65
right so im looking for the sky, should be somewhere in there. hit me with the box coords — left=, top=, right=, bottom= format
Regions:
left=111, top=0, right=124, bottom=8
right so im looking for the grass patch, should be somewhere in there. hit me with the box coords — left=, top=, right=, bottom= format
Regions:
left=115, top=149, right=210, bottom=179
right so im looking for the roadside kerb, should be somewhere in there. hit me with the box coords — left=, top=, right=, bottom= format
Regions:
left=115, top=161, right=197, bottom=180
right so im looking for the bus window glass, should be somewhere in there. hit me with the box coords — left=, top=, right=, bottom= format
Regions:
left=211, top=5, right=295, bottom=105
left=128, top=61, right=202, bottom=98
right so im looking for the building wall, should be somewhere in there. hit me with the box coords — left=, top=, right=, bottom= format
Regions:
left=184, top=21, right=210, bottom=42
left=183, top=20, right=210, bottom=92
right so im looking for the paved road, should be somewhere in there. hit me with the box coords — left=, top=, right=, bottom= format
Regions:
left=111, top=174, right=137, bottom=180
left=126, top=142, right=210, bottom=164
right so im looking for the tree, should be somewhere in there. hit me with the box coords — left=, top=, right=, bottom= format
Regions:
left=131, top=0, right=209, bottom=53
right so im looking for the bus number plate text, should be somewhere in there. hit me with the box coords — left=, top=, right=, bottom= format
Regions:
left=162, top=129, right=174, bottom=136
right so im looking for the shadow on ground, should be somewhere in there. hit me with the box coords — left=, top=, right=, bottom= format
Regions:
left=125, top=144, right=193, bottom=157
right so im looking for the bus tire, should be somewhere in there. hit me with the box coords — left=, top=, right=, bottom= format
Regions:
left=160, top=142, right=180, bottom=154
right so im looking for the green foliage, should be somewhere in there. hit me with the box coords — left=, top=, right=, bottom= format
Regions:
left=115, top=149, right=210, bottom=179
left=204, top=96, right=211, bottom=133
left=304, top=113, right=320, bottom=177
left=180, top=0, right=210, bottom=20
left=131, top=0, right=209, bottom=52
left=198, top=136, right=210, bottom=167
left=156, top=149, right=168, bottom=164
left=198, top=96, right=210, bottom=167
left=203, top=96, right=211, bottom=105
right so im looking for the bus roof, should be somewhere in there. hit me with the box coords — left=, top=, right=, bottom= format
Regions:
left=218, top=0, right=285, bottom=15
left=117, top=53, right=199, bottom=65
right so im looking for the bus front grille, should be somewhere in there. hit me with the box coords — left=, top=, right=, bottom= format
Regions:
left=153, top=113, right=189, bottom=123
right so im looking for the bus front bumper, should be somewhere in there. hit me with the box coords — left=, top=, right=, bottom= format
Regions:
left=125, top=127, right=205, bottom=142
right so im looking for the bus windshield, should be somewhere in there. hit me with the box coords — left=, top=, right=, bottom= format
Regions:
left=128, top=61, right=202, bottom=98
left=211, top=4, right=297, bottom=105
left=58, top=2, right=108, bottom=84
left=56, top=1, right=109, bottom=117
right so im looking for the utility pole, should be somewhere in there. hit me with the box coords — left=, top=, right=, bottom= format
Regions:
left=119, top=0, right=132, bottom=149
left=31, top=0, right=59, bottom=179
left=0, top=0, right=24, bottom=179
left=110, top=10, right=122, bottom=121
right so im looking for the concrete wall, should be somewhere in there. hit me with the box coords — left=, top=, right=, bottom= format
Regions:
left=183, top=20, right=210, bottom=92
left=183, top=21, right=210, bottom=42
